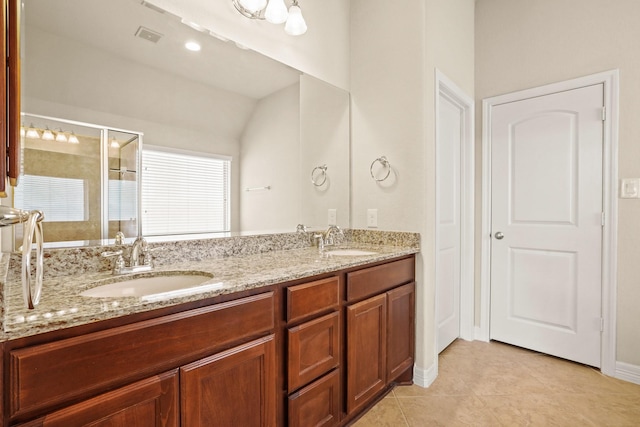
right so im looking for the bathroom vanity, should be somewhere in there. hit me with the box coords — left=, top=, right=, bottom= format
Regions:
left=0, top=232, right=418, bottom=427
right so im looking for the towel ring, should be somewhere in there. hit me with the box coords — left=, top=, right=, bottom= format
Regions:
left=370, top=156, right=391, bottom=182
left=311, top=164, right=328, bottom=186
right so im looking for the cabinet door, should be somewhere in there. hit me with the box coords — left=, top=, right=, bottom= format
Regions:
left=288, top=369, right=340, bottom=427
left=288, top=311, right=340, bottom=392
left=387, top=282, right=416, bottom=382
left=346, top=294, right=387, bottom=414
left=18, top=370, right=179, bottom=427
left=180, top=335, right=277, bottom=427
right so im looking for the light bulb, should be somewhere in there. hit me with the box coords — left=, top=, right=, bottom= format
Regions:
left=55, top=130, right=67, bottom=142
left=42, top=127, right=54, bottom=141
left=68, top=132, right=79, bottom=144
left=110, top=138, right=120, bottom=148
left=284, top=4, right=307, bottom=36
left=238, top=0, right=267, bottom=13
left=265, top=0, right=288, bottom=24
left=26, top=124, right=40, bottom=139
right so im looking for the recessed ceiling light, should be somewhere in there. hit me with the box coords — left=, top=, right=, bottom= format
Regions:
left=185, top=41, right=201, bottom=52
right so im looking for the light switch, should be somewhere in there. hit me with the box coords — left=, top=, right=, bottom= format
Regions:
left=328, top=209, right=337, bottom=226
left=620, top=178, right=640, bottom=199
left=367, top=209, right=378, bottom=228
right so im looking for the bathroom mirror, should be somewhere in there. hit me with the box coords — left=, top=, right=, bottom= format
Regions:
left=14, top=0, right=350, bottom=248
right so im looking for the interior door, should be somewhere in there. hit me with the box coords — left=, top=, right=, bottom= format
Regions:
left=490, top=84, right=603, bottom=367
left=436, top=93, right=462, bottom=353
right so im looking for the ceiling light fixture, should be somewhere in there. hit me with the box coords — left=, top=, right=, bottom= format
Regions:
left=232, top=0, right=307, bottom=36
left=185, top=41, right=201, bottom=52
left=110, top=138, right=120, bottom=148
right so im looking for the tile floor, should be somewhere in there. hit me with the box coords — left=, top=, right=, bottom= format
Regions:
left=353, top=339, right=640, bottom=426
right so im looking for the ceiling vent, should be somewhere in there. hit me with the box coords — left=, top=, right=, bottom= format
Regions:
left=135, top=26, right=163, bottom=44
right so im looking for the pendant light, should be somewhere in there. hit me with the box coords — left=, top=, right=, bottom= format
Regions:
left=265, top=0, right=288, bottom=24
left=284, top=1, right=307, bottom=36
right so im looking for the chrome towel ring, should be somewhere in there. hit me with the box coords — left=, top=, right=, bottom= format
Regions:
left=370, top=156, right=391, bottom=182
left=22, top=210, right=44, bottom=309
left=311, top=164, right=328, bottom=186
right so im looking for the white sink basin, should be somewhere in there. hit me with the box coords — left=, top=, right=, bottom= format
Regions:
left=81, top=272, right=219, bottom=301
left=325, top=249, right=378, bottom=256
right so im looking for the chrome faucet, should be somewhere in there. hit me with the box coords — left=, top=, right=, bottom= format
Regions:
left=130, top=236, right=148, bottom=267
left=102, top=236, right=156, bottom=275
left=323, top=225, right=344, bottom=247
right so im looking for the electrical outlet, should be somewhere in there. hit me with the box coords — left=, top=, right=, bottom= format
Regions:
left=328, top=209, right=337, bottom=226
left=620, top=178, right=640, bottom=198
left=367, top=209, right=378, bottom=228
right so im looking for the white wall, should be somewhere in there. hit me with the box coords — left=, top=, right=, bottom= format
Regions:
left=146, top=0, right=350, bottom=90
left=350, top=0, right=475, bottom=382
left=299, top=75, right=350, bottom=229
left=475, top=0, right=640, bottom=367
left=240, top=84, right=300, bottom=232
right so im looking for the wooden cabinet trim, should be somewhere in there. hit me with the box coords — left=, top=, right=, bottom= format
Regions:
left=9, top=292, right=274, bottom=420
left=286, top=276, right=340, bottom=323
left=287, top=311, right=340, bottom=392
left=346, top=257, right=415, bottom=302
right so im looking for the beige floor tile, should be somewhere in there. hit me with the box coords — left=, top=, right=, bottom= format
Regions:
left=463, top=363, right=551, bottom=396
left=351, top=395, right=408, bottom=427
left=479, top=393, right=597, bottom=426
left=562, top=393, right=640, bottom=427
left=397, top=395, right=501, bottom=427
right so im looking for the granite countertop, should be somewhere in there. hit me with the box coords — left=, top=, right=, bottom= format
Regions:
left=1, top=242, right=418, bottom=342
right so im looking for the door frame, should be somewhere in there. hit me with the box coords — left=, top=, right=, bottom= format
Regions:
left=479, top=70, right=619, bottom=376
left=434, top=69, right=475, bottom=349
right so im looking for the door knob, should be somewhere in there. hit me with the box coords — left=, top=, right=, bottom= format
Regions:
left=494, top=231, right=504, bottom=240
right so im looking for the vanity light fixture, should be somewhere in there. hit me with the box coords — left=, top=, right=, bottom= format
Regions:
left=41, top=127, right=55, bottom=141
left=233, top=0, right=307, bottom=36
left=68, top=132, right=80, bottom=144
left=110, top=137, right=120, bottom=148
left=55, top=128, right=68, bottom=142
left=26, top=125, right=40, bottom=139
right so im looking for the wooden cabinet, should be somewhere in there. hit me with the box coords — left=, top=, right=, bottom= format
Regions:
left=345, top=258, right=416, bottom=416
left=288, top=369, right=340, bottom=427
left=346, top=294, right=387, bottom=414
left=2, top=255, right=416, bottom=427
left=181, top=335, right=276, bottom=427
left=6, top=292, right=276, bottom=426
left=285, top=276, right=341, bottom=426
left=17, top=371, right=179, bottom=427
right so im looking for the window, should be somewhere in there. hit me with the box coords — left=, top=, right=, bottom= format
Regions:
left=141, top=146, right=230, bottom=235
left=13, top=175, right=87, bottom=222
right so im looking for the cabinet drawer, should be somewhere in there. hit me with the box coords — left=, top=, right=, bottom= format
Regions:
left=288, top=369, right=341, bottom=427
left=347, top=257, right=414, bottom=302
left=288, top=312, right=340, bottom=392
left=9, top=292, right=275, bottom=420
left=286, top=276, right=339, bottom=323
left=17, top=370, right=179, bottom=427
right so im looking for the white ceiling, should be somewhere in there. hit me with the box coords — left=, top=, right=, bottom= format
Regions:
left=25, top=0, right=301, bottom=100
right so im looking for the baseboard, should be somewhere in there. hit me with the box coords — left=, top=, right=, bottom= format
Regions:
left=413, top=362, right=437, bottom=388
left=615, top=361, right=640, bottom=385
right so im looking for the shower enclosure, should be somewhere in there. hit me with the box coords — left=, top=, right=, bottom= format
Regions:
left=8, top=113, right=142, bottom=249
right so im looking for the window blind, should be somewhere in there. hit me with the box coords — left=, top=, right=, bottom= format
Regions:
left=108, top=179, right=137, bottom=221
left=13, top=175, right=87, bottom=222
left=141, top=147, right=230, bottom=235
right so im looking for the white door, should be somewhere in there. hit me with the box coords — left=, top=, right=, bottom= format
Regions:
left=436, top=94, right=462, bottom=353
left=490, top=84, right=603, bottom=367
